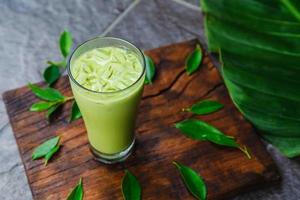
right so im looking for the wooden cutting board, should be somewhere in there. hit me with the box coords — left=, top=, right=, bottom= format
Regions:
left=3, top=39, right=280, bottom=200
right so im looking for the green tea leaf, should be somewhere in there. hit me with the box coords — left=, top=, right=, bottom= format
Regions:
left=185, top=45, right=203, bottom=75
left=44, top=144, right=61, bottom=166
left=122, top=170, right=141, bottom=200
left=60, top=30, right=72, bottom=58
left=66, top=178, right=83, bottom=200
left=32, top=136, right=60, bottom=160
left=28, top=83, right=65, bottom=102
left=144, top=55, right=155, bottom=84
left=30, top=101, right=57, bottom=112
left=175, top=119, right=238, bottom=147
left=175, top=119, right=251, bottom=158
left=184, top=100, right=224, bottom=115
left=69, top=101, right=82, bottom=122
left=46, top=104, right=61, bottom=119
left=173, top=161, right=207, bottom=200
left=43, top=65, right=61, bottom=86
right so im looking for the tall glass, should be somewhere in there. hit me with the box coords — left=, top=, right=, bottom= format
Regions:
left=67, top=37, right=145, bottom=164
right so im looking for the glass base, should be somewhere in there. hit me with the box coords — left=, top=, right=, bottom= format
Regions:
left=89, top=139, right=135, bottom=164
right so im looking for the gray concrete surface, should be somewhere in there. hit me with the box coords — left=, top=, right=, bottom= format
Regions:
left=0, top=0, right=299, bottom=199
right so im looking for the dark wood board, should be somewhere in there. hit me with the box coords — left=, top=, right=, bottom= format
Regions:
left=3, top=39, right=280, bottom=200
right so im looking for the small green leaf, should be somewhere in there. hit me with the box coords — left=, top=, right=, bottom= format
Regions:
left=122, top=170, right=141, bottom=200
left=184, top=100, right=224, bottom=115
left=28, top=83, right=65, bottom=102
left=144, top=55, right=156, bottom=84
left=174, top=161, right=207, bottom=200
left=30, top=101, right=57, bottom=112
left=32, top=136, right=60, bottom=160
left=185, top=45, right=203, bottom=75
left=175, top=119, right=251, bottom=158
left=46, top=104, right=61, bottom=119
left=175, top=119, right=238, bottom=147
left=44, top=144, right=61, bottom=166
left=69, top=101, right=82, bottom=122
left=43, top=65, right=61, bottom=86
left=60, top=30, right=72, bottom=58
left=66, top=178, right=84, bottom=200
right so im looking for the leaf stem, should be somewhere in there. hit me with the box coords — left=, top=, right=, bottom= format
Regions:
left=47, top=60, right=67, bottom=68
left=182, top=108, right=189, bottom=112
left=64, top=96, right=74, bottom=102
left=239, top=146, right=251, bottom=159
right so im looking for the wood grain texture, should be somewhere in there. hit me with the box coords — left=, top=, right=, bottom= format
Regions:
left=3, top=39, right=280, bottom=200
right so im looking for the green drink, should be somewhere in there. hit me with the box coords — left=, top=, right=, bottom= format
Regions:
left=68, top=37, right=145, bottom=164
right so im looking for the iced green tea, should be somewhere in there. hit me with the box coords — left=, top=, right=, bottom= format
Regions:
left=68, top=37, right=145, bottom=163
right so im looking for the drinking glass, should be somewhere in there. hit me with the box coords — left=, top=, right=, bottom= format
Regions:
left=67, top=37, right=145, bottom=164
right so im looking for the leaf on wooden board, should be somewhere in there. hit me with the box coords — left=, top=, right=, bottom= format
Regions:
left=185, top=44, right=203, bottom=75
left=144, top=55, right=156, bottom=84
left=122, top=170, right=141, bottom=200
left=183, top=100, right=224, bottom=115
left=44, top=144, right=61, bottom=166
left=175, top=119, right=251, bottom=158
left=174, top=161, right=207, bottom=200
left=28, top=83, right=65, bottom=102
left=30, top=101, right=57, bottom=112
left=32, top=136, right=60, bottom=160
left=69, top=101, right=82, bottom=122
left=66, top=178, right=84, bottom=200
left=46, top=103, right=62, bottom=119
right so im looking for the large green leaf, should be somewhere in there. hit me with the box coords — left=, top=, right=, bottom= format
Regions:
left=202, top=0, right=300, bottom=35
left=202, top=0, right=300, bottom=157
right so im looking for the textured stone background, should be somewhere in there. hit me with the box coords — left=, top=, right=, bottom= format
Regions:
left=0, top=0, right=299, bottom=199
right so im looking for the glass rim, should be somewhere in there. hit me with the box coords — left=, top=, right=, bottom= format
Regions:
left=67, top=36, right=146, bottom=95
